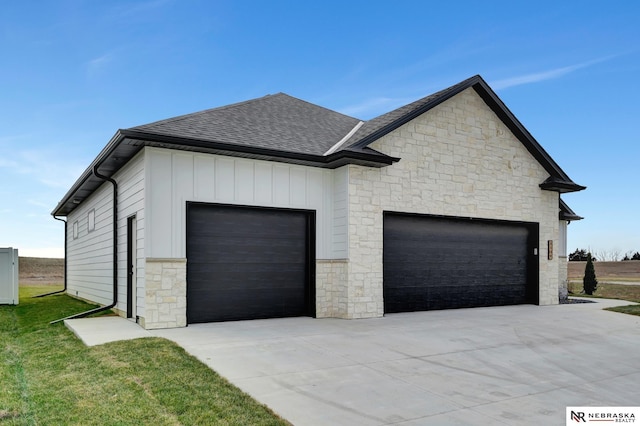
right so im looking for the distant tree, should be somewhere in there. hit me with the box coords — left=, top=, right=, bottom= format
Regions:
left=595, top=249, right=622, bottom=261
left=633, top=252, right=640, bottom=261
left=583, top=253, right=598, bottom=295
left=611, top=249, right=621, bottom=262
left=623, top=254, right=631, bottom=261
left=569, top=249, right=586, bottom=261
left=569, top=249, right=594, bottom=261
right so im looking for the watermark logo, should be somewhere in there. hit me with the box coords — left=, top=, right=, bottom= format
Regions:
left=567, top=407, right=638, bottom=424
left=570, top=410, right=586, bottom=422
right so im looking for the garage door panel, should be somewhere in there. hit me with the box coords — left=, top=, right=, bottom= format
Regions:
left=188, top=266, right=306, bottom=289
left=189, top=228, right=303, bottom=241
left=385, top=284, right=527, bottom=312
left=384, top=213, right=537, bottom=313
left=187, top=203, right=314, bottom=324
left=188, top=240, right=307, bottom=264
left=188, top=261, right=307, bottom=274
left=190, top=289, right=307, bottom=322
left=189, top=209, right=306, bottom=239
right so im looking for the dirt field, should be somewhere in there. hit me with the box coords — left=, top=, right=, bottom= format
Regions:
left=19, top=257, right=64, bottom=286
left=568, top=260, right=640, bottom=282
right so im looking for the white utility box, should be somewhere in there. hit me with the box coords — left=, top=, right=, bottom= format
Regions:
left=0, top=247, right=19, bottom=305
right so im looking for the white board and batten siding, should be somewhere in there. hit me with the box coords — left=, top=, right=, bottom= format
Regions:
left=66, top=181, right=114, bottom=306
left=145, top=147, right=349, bottom=260
left=115, top=153, right=146, bottom=317
left=66, top=152, right=145, bottom=314
left=559, top=220, right=568, bottom=258
left=66, top=147, right=347, bottom=310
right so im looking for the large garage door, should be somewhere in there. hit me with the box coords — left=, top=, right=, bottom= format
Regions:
left=187, top=203, right=315, bottom=323
left=383, top=213, right=538, bottom=313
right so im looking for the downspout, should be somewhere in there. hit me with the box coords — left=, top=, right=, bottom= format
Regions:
left=51, top=165, right=118, bottom=324
left=33, top=216, right=67, bottom=298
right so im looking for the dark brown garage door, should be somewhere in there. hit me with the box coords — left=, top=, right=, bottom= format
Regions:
left=186, top=203, right=315, bottom=323
left=383, top=213, right=538, bottom=313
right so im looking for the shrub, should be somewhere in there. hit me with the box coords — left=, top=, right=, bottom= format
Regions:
left=583, top=253, right=598, bottom=295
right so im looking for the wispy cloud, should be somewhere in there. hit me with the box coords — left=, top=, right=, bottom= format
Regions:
left=28, top=199, right=52, bottom=209
left=0, top=157, right=26, bottom=173
left=88, top=52, right=113, bottom=68
left=491, top=56, right=617, bottom=90
left=0, top=133, right=34, bottom=145
left=0, top=149, right=86, bottom=190
left=339, top=96, right=416, bottom=119
left=339, top=97, right=395, bottom=117
left=86, top=52, right=115, bottom=75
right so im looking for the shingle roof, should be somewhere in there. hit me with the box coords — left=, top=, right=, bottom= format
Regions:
left=52, top=75, right=585, bottom=216
left=129, top=93, right=361, bottom=156
left=560, top=198, right=583, bottom=221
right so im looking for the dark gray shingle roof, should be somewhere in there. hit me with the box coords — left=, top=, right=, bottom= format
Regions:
left=129, top=93, right=361, bottom=156
left=53, top=75, right=585, bottom=217
left=560, top=198, right=583, bottom=221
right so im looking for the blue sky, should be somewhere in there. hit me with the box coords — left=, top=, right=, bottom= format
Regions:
left=1, top=0, right=638, bottom=258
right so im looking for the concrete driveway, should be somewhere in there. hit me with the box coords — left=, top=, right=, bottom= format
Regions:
left=146, top=299, right=640, bottom=425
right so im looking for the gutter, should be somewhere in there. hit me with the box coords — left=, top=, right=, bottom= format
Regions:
left=120, top=129, right=398, bottom=168
left=33, top=216, right=68, bottom=298
left=51, top=131, right=126, bottom=216
left=53, top=129, right=398, bottom=217
left=51, top=165, right=118, bottom=324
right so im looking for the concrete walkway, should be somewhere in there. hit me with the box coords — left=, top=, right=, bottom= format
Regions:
left=65, top=316, right=150, bottom=346
left=66, top=298, right=640, bottom=425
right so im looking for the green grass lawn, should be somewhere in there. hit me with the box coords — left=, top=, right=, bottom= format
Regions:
left=0, top=286, right=290, bottom=425
left=568, top=281, right=640, bottom=317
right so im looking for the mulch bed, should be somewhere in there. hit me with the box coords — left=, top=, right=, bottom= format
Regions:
left=560, top=297, right=595, bottom=304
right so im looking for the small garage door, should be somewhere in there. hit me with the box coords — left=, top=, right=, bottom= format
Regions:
left=383, top=213, right=538, bottom=313
left=187, top=203, right=315, bottom=323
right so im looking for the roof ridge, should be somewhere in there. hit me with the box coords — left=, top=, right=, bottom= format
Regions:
left=128, top=92, right=359, bottom=131
left=274, top=92, right=359, bottom=121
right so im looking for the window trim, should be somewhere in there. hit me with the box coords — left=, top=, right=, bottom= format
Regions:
left=88, top=209, right=95, bottom=233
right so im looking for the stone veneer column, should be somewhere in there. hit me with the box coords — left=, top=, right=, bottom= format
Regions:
left=315, top=259, right=349, bottom=318
left=142, top=258, right=186, bottom=329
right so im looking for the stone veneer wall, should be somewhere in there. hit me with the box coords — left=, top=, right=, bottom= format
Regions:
left=345, top=88, right=560, bottom=318
left=142, top=258, right=187, bottom=329
left=315, top=259, right=349, bottom=318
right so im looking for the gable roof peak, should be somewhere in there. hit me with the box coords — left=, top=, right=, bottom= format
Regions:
left=347, top=74, right=584, bottom=193
left=347, top=75, right=485, bottom=149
